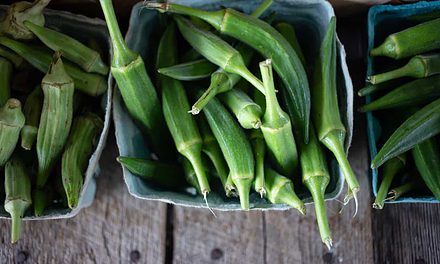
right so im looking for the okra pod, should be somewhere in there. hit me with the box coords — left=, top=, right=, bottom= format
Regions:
left=387, top=180, right=417, bottom=201
left=21, top=85, right=43, bottom=150
left=0, top=0, right=51, bottom=40
left=202, top=95, right=254, bottom=209
left=412, top=137, right=440, bottom=200
left=275, top=22, right=306, bottom=66
left=264, top=167, right=305, bottom=214
left=357, top=79, right=404, bottom=97
left=218, top=89, right=262, bottom=129
left=373, top=155, right=406, bottom=209
left=4, top=157, right=32, bottom=243
left=158, top=24, right=210, bottom=197
left=61, top=113, right=103, bottom=209
left=372, top=98, right=440, bottom=168
left=0, top=46, right=24, bottom=68
left=0, top=37, right=107, bottom=96
left=33, top=184, right=54, bottom=217
left=0, top=99, right=25, bottom=166
left=360, top=75, right=440, bottom=112
left=146, top=3, right=311, bottom=143
left=259, top=59, right=298, bottom=176
left=368, top=53, right=440, bottom=84
left=370, top=18, right=440, bottom=59
left=0, top=57, right=13, bottom=106
left=100, top=0, right=173, bottom=160
left=36, top=53, right=74, bottom=197
left=158, top=59, right=217, bottom=81
left=182, top=157, right=201, bottom=194
left=24, top=20, right=109, bottom=75
left=250, top=129, right=266, bottom=197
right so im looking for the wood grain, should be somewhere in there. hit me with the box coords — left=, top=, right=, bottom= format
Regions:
left=0, top=132, right=167, bottom=264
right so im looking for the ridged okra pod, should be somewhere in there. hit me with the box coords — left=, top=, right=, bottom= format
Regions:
left=0, top=37, right=107, bottom=96
left=182, top=158, right=201, bottom=194
left=4, top=157, right=32, bottom=243
left=0, top=99, right=25, bottom=166
left=311, top=17, right=359, bottom=203
left=99, top=0, right=173, bottom=160
left=158, top=59, right=217, bottom=81
left=250, top=129, right=266, bottom=197
left=21, top=85, right=43, bottom=150
left=275, top=22, right=306, bottom=66
left=357, top=79, right=404, bottom=97
left=36, top=53, right=74, bottom=197
left=24, top=20, right=109, bottom=75
left=219, top=89, right=262, bottom=129
left=158, top=24, right=210, bottom=196
left=0, top=57, right=13, bottom=106
left=367, top=53, right=440, bottom=84
left=373, top=155, right=406, bottom=209
left=62, top=113, right=103, bottom=209
left=0, top=46, right=24, bottom=68
left=146, top=3, right=310, bottom=143
left=370, top=18, right=440, bottom=59
left=259, top=59, right=298, bottom=176
left=412, top=137, right=440, bottom=200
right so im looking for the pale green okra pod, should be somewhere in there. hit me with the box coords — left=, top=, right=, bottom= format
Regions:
left=0, top=99, right=25, bottom=166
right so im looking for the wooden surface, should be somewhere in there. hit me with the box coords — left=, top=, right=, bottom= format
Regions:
left=1, top=5, right=440, bottom=264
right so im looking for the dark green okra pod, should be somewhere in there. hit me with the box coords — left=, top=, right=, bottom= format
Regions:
left=0, top=57, right=13, bottom=106
left=61, top=113, right=103, bottom=209
left=218, top=89, right=262, bottom=129
left=275, top=22, right=306, bottom=66
left=387, top=180, right=418, bottom=201
left=0, top=46, right=24, bottom=68
left=373, top=155, right=406, bottom=209
left=4, top=157, right=32, bottom=243
left=158, top=59, right=217, bottom=81
left=412, top=137, right=440, bottom=200
left=21, top=85, right=43, bottom=150
left=250, top=129, right=266, bottom=197
left=0, top=99, right=25, bottom=166
left=24, top=20, right=109, bottom=75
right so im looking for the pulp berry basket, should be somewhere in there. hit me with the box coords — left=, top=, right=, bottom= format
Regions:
left=0, top=7, right=113, bottom=219
left=367, top=1, right=440, bottom=204
left=114, top=0, right=354, bottom=210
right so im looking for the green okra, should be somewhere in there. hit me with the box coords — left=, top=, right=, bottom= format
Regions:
left=0, top=37, right=107, bottom=97
left=259, top=59, right=298, bottom=176
left=117, top=156, right=186, bottom=189
left=181, top=48, right=203, bottom=62
left=0, top=46, right=24, bottom=68
left=182, top=157, right=201, bottom=194
left=0, top=99, right=25, bottom=166
left=0, top=0, right=51, bottom=40
left=412, top=137, right=440, bottom=200
left=36, top=53, right=74, bottom=202
left=357, top=79, right=404, bottom=97
left=202, top=94, right=254, bottom=209
left=4, top=157, right=32, bottom=243
left=367, top=53, right=440, bottom=84
left=372, top=98, right=440, bottom=168
left=275, top=22, right=306, bottom=66
left=99, top=0, right=173, bottom=160
left=21, top=85, right=43, bottom=150
left=373, top=155, right=406, bottom=209
left=146, top=2, right=310, bottom=143
left=0, top=57, right=13, bottom=106
left=174, top=15, right=265, bottom=95
left=370, top=18, right=440, bottom=59
left=158, top=24, right=210, bottom=196
left=311, top=17, right=359, bottom=203
left=24, top=20, right=109, bottom=75
left=360, top=75, right=440, bottom=112
left=264, top=167, right=305, bottom=214
left=387, top=180, right=417, bottom=201
left=61, top=113, right=103, bottom=209
left=158, top=59, right=217, bottom=81
left=218, top=89, right=262, bottom=129
left=250, top=129, right=266, bottom=197
left=32, top=184, right=54, bottom=217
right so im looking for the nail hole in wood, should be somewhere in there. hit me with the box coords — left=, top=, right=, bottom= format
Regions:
left=322, top=252, right=333, bottom=264
left=210, top=248, right=223, bottom=260
left=130, top=250, right=141, bottom=263
left=16, top=250, right=28, bottom=263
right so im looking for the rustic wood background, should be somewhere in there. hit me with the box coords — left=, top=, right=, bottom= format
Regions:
left=1, top=2, right=439, bottom=263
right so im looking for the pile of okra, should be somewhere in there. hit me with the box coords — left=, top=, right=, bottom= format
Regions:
left=102, top=0, right=359, bottom=248
left=359, top=15, right=440, bottom=208
left=0, top=0, right=107, bottom=242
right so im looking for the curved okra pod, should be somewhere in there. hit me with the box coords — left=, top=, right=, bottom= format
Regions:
left=250, top=129, right=266, bottom=197
left=360, top=75, right=440, bottom=112
left=0, top=57, right=13, bottom=106
left=367, top=53, right=440, bottom=84
left=372, top=98, right=440, bottom=168
left=0, top=0, right=51, bottom=40
left=158, top=24, right=210, bottom=197
left=0, top=99, right=25, bottom=166
left=61, top=113, right=103, bottom=209
left=412, top=137, right=440, bottom=200
left=35, top=53, right=74, bottom=214
left=145, top=2, right=310, bottom=143
left=21, top=85, right=43, bottom=150
left=218, top=89, right=262, bottom=129
left=370, top=18, right=440, bottom=59
left=24, top=20, right=109, bottom=75
left=99, top=0, right=173, bottom=160
left=373, top=155, right=406, bottom=209
left=4, top=157, right=32, bottom=243
left=311, top=17, right=359, bottom=205
left=259, top=59, right=298, bottom=176
left=0, top=37, right=107, bottom=96
left=0, top=46, right=24, bottom=68
left=275, top=22, right=306, bottom=66
left=158, top=59, right=217, bottom=81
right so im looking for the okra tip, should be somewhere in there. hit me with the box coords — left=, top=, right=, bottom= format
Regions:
left=343, top=187, right=359, bottom=218
left=324, top=238, right=333, bottom=251
left=189, top=106, right=200, bottom=115
left=372, top=202, right=384, bottom=210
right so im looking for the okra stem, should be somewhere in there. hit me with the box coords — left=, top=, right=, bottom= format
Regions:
left=308, top=180, right=332, bottom=250
left=373, top=155, right=406, bottom=209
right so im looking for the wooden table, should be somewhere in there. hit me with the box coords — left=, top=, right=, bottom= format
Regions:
left=1, top=10, right=439, bottom=264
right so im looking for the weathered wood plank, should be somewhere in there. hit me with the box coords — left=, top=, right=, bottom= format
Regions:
left=0, top=133, right=168, bottom=264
